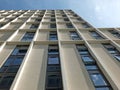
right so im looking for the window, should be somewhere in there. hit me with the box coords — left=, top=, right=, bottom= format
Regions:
left=0, top=76, right=15, bottom=88
left=48, top=49, right=58, bottom=54
left=96, top=87, right=110, bottom=90
left=49, top=31, right=57, bottom=40
left=73, top=14, right=78, bottom=17
left=12, top=56, right=23, bottom=65
left=48, top=55, right=59, bottom=64
left=114, top=55, right=120, bottom=61
left=50, top=23, right=56, bottom=28
left=51, top=18, right=55, bottom=22
left=76, top=44, right=112, bottom=90
left=62, top=15, right=66, bottom=17
left=86, top=65, right=98, bottom=70
left=0, top=45, right=29, bottom=89
left=103, top=44, right=120, bottom=62
left=38, top=15, right=44, bottom=18
left=35, top=19, right=41, bottom=22
left=7, top=66, right=19, bottom=73
left=46, top=45, right=63, bottom=90
left=82, top=23, right=91, bottom=28
left=21, top=32, right=35, bottom=41
left=4, top=56, right=14, bottom=66
left=70, top=31, right=81, bottom=40
left=46, top=74, right=62, bottom=88
left=12, top=48, right=27, bottom=55
left=90, top=73, right=108, bottom=88
left=64, top=18, right=69, bottom=21
left=30, top=24, right=39, bottom=29
left=81, top=56, right=95, bottom=64
left=77, top=18, right=82, bottom=21
left=90, top=31, right=104, bottom=39
left=47, top=66, right=60, bottom=72
left=109, top=30, right=120, bottom=38
left=51, top=15, right=55, bottom=17
left=0, top=24, right=4, bottom=28
left=66, top=23, right=74, bottom=28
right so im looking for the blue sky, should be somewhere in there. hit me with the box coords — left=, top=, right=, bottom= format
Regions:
left=0, top=0, right=120, bottom=28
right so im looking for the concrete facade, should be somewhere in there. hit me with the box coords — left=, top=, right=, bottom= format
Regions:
left=0, top=10, right=119, bottom=90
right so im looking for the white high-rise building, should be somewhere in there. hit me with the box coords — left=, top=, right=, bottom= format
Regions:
left=0, top=10, right=119, bottom=90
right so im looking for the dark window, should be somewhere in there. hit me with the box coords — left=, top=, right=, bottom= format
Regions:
left=49, top=31, right=57, bottom=40
left=103, top=44, right=120, bottom=61
left=77, top=18, right=82, bottom=21
left=12, top=56, right=23, bottom=65
left=21, top=32, right=35, bottom=41
left=4, top=56, right=14, bottom=66
left=76, top=44, right=112, bottom=90
left=64, top=18, right=69, bottom=21
left=46, top=74, right=62, bottom=88
left=7, top=66, right=19, bottom=73
left=0, top=45, right=29, bottom=89
left=35, top=19, right=41, bottom=22
left=48, top=46, right=59, bottom=54
left=47, top=66, right=60, bottom=72
left=51, top=18, right=55, bottom=22
left=73, top=14, right=78, bottom=17
left=82, top=23, right=91, bottom=28
left=12, top=48, right=27, bottom=55
left=66, top=23, right=74, bottom=28
left=50, top=24, right=56, bottom=28
left=30, top=24, right=39, bottom=29
left=0, top=24, right=4, bottom=28
left=0, top=76, right=15, bottom=88
left=38, top=15, right=44, bottom=18
left=46, top=45, right=63, bottom=90
left=70, top=31, right=81, bottom=40
left=109, top=30, right=120, bottom=38
left=90, top=31, right=104, bottom=39
left=51, top=15, right=55, bottom=17
left=62, top=15, right=66, bottom=17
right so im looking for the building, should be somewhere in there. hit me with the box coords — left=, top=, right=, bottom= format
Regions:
left=0, top=10, right=119, bottom=90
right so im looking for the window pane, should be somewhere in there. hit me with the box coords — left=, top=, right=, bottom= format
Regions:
left=96, top=87, right=110, bottom=90
left=30, top=24, right=39, bottom=29
left=12, top=49, right=19, bottom=55
left=0, top=76, right=14, bottom=87
left=114, top=55, right=120, bottom=61
left=79, top=51, right=89, bottom=55
left=7, top=66, right=19, bottom=73
left=90, top=74, right=107, bottom=86
left=47, top=74, right=61, bottom=87
left=66, top=23, right=74, bottom=28
left=48, top=56, right=59, bottom=64
left=81, top=56, right=94, bottom=62
left=50, top=24, right=56, bottom=28
left=86, top=65, right=98, bottom=70
left=12, top=57, right=23, bottom=65
left=47, top=66, right=60, bottom=72
left=0, top=67, right=8, bottom=73
left=18, top=49, right=27, bottom=55
left=48, top=49, right=58, bottom=54
left=4, top=57, right=14, bottom=66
